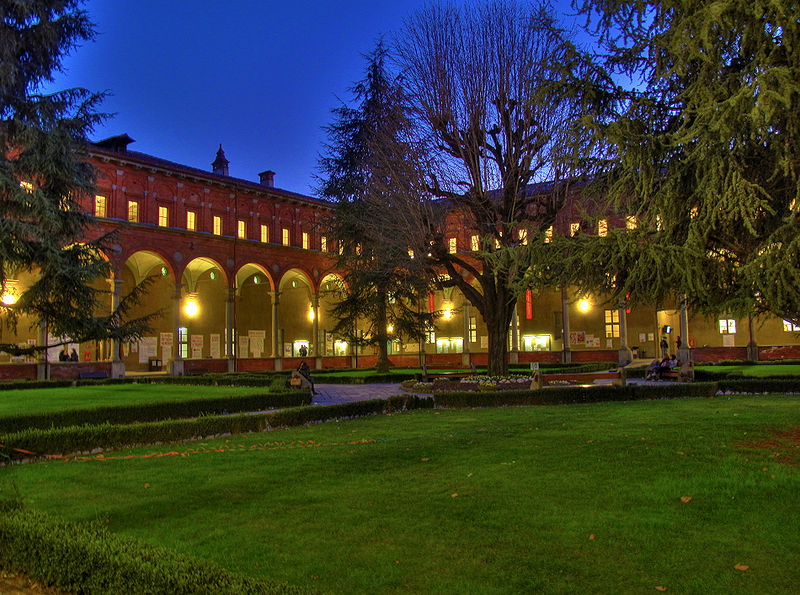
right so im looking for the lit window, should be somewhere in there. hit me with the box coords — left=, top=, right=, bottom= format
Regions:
left=94, top=195, right=106, bottom=218
left=494, top=237, right=500, bottom=249
left=469, top=317, right=477, bottom=343
left=237, top=219, right=246, bottom=239
left=626, top=215, right=637, bottom=230
left=178, top=327, right=188, bottom=359
left=544, top=226, right=553, bottom=243
left=690, top=206, right=699, bottom=219
left=570, top=222, right=580, bottom=237
left=261, top=224, right=268, bottom=243
left=518, top=229, right=528, bottom=245
left=302, top=232, right=308, bottom=250
left=282, top=228, right=290, bottom=246
left=656, top=214, right=663, bottom=231
left=408, top=249, right=414, bottom=259
left=598, top=219, right=607, bottom=237
left=356, top=242, right=362, bottom=255
left=213, top=216, right=222, bottom=235
left=321, top=236, right=327, bottom=252
left=448, top=237, right=457, bottom=254
left=186, top=211, right=196, bottom=231
left=783, top=320, right=800, bottom=332
left=19, top=180, right=34, bottom=193
left=604, top=309, right=620, bottom=338
left=719, top=319, right=737, bottom=334
left=471, top=234, right=479, bottom=251
left=158, top=206, right=168, bottom=227
left=127, top=200, right=139, bottom=223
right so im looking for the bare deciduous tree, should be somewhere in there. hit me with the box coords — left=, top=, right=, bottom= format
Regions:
left=377, top=0, right=589, bottom=375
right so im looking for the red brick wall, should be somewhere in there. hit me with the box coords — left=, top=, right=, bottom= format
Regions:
left=571, top=350, right=618, bottom=363
left=184, top=359, right=227, bottom=374
left=49, top=362, right=112, bottom=380
left=320, top=356, right=350, bottom=369
left=0, top=364, right=37, bottom=380
left=516, top=351, right=562, bottom=364
left=691, top=347, right=749, bottom=362
left=758, top=345, right=800, bottom=360
left=236, top=358, right=275, bottom=372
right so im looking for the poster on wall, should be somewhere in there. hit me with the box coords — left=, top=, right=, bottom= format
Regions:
left=238, top=335, right=250, bottom=358
left=209, top=334, right=220, bottom=359
left=159, top=332, right=173, bottom=360
left=569, top=331, right=585, bottom=345
left=190, top=335, right=203, bottom=359
left=480, top=336, right=488, bottom=349
left=139, top=336, right=157, bottom=364
left=249, top=330, right=265, bottom=357
left=585, top=335, right=600, bottom=347
left=722, top=334, right=735, bottom=347
left=639, top=333, right=647, bottom=343
left=284, top=343, right=293, bottom=357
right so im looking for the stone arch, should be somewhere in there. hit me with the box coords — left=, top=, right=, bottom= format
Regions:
left=234, top=263, right=275, bottom=359
left=277, top=268, right=315, bottom=358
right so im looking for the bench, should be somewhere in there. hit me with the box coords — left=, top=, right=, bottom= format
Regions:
left=532, top=370, right=625, bottom=389
left=79, top=371, right=109, bottom=379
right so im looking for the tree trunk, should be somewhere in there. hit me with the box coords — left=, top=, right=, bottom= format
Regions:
left=483, top=298, right=515, bottom=377
left=375, top=286, right=391, bottom=373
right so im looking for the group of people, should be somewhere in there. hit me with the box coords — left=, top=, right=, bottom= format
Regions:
left=58, top=347, right=79, bottom=362
left=646, top=354, right=679, bottom=381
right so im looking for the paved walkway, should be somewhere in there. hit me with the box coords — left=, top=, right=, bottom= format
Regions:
left=311, top=383, right=408, bottom=405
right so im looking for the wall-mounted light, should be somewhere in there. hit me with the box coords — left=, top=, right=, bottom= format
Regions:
left=578, top=299, right=591, bottom=313
left=387, top=324, right=394, bottom=334
left=1, top=280, right=19, bottom=306
left=443, top=308, right=452, bottom=320
left=209, top=271, right=216, bottom=280
left=308, top=306, right=315, bottom=321
left=253, top=275, right=260, bottom=285
left=184, top=294, right=199, bottom=317
left=160, top=266, right=168, bottom=277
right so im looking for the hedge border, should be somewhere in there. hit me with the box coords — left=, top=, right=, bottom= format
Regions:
left=0, top=395, right=433, bottom=462
left=0, top=390, right=311, bottom=434
left=0, top=502, right=309, bottom=594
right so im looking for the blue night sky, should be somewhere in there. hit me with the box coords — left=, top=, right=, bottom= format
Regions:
left=48, top=0, right=581, bottom=196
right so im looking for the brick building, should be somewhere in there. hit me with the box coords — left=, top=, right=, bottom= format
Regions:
left=1, top=135, right=799, bottom=379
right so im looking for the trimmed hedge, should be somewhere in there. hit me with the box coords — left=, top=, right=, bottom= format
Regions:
left=0, top=396, right=434, bottom=462
left=718, top=378, right=800, bottom=393
left=433, top=382, right=718, bottom=408
left=0, top=390, right=311, bottom=434
left=0, top=373, right=291, bottom=392
left=0, top=501, right=309, bottom=594
left=304, top=373, right=418, bottom=384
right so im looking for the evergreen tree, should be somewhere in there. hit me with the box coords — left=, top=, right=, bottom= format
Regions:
left=0, top=0, right=153, bottom=356
left=317, top=41, right=430, bottom=372
left=559, top=1, right=800, bottom=325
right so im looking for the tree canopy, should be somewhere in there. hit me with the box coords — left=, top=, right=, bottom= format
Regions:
left=558, top=0, right=800, bottom=324
left=0, top=0, right=153, bottom=355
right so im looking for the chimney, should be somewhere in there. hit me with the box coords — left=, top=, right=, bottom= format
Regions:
left=259, top=170, right=275, bottom=187
left=212, top=144, right=229, bottom=176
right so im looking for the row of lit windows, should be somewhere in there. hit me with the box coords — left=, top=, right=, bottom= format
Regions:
left=98, top=195, right=327, bottom=250
left=443, top=217, right=640, bottom=254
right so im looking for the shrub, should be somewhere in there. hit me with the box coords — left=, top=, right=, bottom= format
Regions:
left=0, top=391, right=310, bottom=434
left=0, top=503, right=309, bottom=594
left=718, top=378, right=800, bottom=393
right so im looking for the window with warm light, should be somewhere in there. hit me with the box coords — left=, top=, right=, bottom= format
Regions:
left=321, top=235, right=327, bottom=252
left=186, top=211, right=196, bottom=231
left=158, top=206, right=168, bottom=227
left=237, top=220, right=246, bottom=239
left=408, top=249, right=414, bottom=259
left=783, top=320, right=800, bottom=332
left=448, top=237, right=457, bottom=254
left=518, top=229, right=528, bottom=245
left=260, top=224, right=268, bottom=243
left=604, top=309, right=620, bottom=338
left=598, top=219, right=607, bottom=237
left=570, top=222, right=580, bottom=237
left=471, top=234, right=479, bottom=251
left=544, top=226, right=553, bottom=243
left=656, top=214, right=663, bottom=231
left=302, top=232, right=309, bottom=250
left=213, top=216, right=222, bottom=235
left=626, top=215, right=637, bottom=230
left=469, top=317, right=477, bottom=343
left=127, top=200, right=139, bottom=223
left=178, top=327, right=188, bottom=359
left=19, top=180, right=34, bottom=193
left=282, top=228, right=290, bottom=246
left=94, top=195, right=106, bottom=218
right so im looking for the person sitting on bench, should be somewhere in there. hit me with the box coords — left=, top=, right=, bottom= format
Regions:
left=297, top=360, right=315, bottom=394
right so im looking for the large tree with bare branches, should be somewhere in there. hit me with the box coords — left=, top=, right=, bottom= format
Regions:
left=382, top=0, right=591, bottom=375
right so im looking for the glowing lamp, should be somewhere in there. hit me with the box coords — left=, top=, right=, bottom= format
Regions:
left=184, top=299, right=198, bottom=317
left=308, top=306, right=315, bottom=321
left=1, top=292, right=17, bottom=306
left=387, top=324, right=394, bottom=334
left=443, top=308, right=452, bottom=320
left=578, top=299, right=591, bottom=313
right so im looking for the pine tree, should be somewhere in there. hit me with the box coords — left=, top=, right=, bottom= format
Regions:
left=0, top=1, right=153, bottom=356
left=562, top=0, right=800, bottom=324
left=317, top=41, right=431, bottom=372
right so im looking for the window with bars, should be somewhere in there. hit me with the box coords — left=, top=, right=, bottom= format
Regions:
left=186, top=211, right=196, bottom=231
left=158, top=206, right=168, bottom=227
left=127, top=201, right=139, bottom=223
left=282, top=228, right=290, bottom=246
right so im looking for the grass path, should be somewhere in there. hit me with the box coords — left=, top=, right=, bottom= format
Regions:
left=3, top=395, right=799, bottom=593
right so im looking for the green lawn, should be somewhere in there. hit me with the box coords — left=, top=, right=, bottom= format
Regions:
left=0, top=384, right=275, bottom=417
left=3, top=394, right=799, bottom=593
left=695, top=364, right=800, bottom=376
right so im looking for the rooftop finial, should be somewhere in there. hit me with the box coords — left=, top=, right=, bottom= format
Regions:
left=212, top=144, right=229, bottom=176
